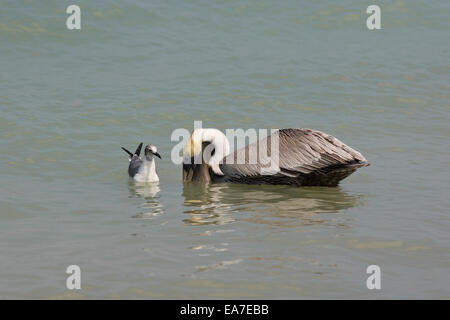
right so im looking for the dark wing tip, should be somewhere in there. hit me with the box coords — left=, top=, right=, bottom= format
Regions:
left=348, top=160, right=370, bottom=169
left=121, top=147, right=133, bottom=157
left=135, top=142, right=143, bottom=156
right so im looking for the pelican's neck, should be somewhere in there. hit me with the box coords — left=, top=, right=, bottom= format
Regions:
left=193, top=128, right=230, bottom=175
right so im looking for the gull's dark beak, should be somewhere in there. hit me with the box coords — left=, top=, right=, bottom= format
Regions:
left=154, top=152, right=161, bottom=159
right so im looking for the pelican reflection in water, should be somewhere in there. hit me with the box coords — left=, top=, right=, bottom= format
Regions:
left=182, top=183, right=363, bottom=228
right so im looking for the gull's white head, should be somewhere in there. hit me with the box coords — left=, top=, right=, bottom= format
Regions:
left=144, top=144, right=161, bottom=161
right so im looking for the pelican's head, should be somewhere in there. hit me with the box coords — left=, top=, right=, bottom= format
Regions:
left=183, top=128, right=230, bottom=182
left=144, top=144, right=161, bottom=161
left=182, top=131, right=202, bottom=161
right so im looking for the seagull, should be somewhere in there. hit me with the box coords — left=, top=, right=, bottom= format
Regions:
left=182, top=128, right=369, bottom=186
left=121, top=143, right=161, bottom=183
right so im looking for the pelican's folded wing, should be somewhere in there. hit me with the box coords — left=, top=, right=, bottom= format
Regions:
left=219, top=128, right=368, bottom=184
left=276, top=128, right=369, bottom=176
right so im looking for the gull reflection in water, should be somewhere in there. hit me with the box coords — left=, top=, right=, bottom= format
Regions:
left=128, top=181, right=164, bottom=219
left=182, top=183, right=364, bottom=228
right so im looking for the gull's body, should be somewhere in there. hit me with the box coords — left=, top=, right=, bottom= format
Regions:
left=132, top=157, right=159, bottom=183
left=122, top=143, right=161, bottom=183
left=183, top=128, right=369, bottom=187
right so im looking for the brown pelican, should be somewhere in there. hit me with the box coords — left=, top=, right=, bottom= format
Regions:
left=182, top=128, right=369, bottom=186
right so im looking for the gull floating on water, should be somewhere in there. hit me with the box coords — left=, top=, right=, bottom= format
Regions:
left=121, top=143, right=161, bottom=183
left=182, top=128, right=369, bottom=186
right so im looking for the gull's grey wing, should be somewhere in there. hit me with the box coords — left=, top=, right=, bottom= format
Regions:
left=128, top=155, right=143, bottom=178
left=218, top=128, right=369, bottom=186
